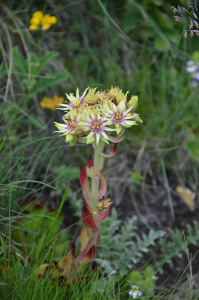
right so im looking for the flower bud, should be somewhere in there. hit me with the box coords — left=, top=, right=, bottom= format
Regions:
left=128, top=96, right=138, bottom=112
left=86, top=135, right=96, bottom=144
left=85, top=88, right=98, bottom=104
left=134, top=116, right=143, bottom=123
left=65, top=134, right=75, bottom=143
left=116, top=125, right=123, bottom=135
left=70, top=138, right=77, bottom=146
left=54, top=122, right=65, bottom=131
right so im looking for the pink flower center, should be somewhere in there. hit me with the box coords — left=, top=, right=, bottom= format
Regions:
left=114, top=112, right=122, bottom=120
left=70, top=97, right=85, bottom=109
left=93, top=121, right=100, bottom=129
left=112, top=111, right=124, bottom=124
left=67, top=120, right=77, bottom=131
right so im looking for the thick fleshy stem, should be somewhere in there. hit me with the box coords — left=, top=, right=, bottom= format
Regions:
left=92, top=142, right=105, bottom=212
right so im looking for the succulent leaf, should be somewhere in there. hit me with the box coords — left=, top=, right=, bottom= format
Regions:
left=98, top=174, right=107, bottom=199
left=100, top=143, right=117, bottom=158
left=81, top=205, right=98, bottom=234
left=86, top=155, right=94, bottom=177
left=97, top=209, right=109, bottom=221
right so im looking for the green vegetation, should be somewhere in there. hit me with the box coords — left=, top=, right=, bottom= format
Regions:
left=1, top=0, right=199, bottom=299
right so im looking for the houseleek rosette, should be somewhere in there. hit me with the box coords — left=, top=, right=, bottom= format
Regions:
left=37, top=87, right=142, bottom=282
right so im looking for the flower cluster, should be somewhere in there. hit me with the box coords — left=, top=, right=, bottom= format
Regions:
left=186, top=60, right=199, bottom=87
left=171, top=2, right=199, bottom=38
left=29, top=11, right=57, bottom=31
left=40, top=95, right=64, bottom=110
left=55, top=87, right=142, bottom=145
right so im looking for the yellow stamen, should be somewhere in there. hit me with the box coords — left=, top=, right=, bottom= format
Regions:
left=72, top=99, right=81, bottom=107
left=115, top=112, right=122, bottom=119
left=93, top=122, right=100, bottom=129
left=68, top=121, right=76, bottom=128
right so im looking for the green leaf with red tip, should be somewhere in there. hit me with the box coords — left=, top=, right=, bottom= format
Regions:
left=79, top=245, right=95, bottom=266
left=108, top=128, right=125, bottom=143
left=59, top=252, right=72, bottom=275
left=80, top=228, right=89, bottom=251
left=79, top=164, right=92, bottom=201
left=36, top=263, right=50, bottom=277
left=82, top=190, right=92, bottom=205
left=79, top=164, right=87, bottom=186
left=75, top=205, right=98, bottom=264
left=81, top=205, right=98, bottom=234
left=98, top=173, right=107, bottom=199
left=75, top=234, right=97, bottom=264
left=70, top=242, right=76, bottom=260
left=100, top=143, right=117, bottom=158
left=108, top=134, right=125, bottom=143
left=97, top=209, right=109, bottom=221
left=86, top=155, right=94, bottom=177
left=36, top=262, right=62, bottom=278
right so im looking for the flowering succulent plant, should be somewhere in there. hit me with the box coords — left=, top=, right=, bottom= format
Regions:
left=37, top=87, right=142, bottom=282
left=55, top=87, right=142, bottom=145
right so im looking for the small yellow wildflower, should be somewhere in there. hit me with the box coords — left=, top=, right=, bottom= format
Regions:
left=29, top=24, right=38, bottom=31
left=127, top=95, right=138, bottom=112
left=29, top=11, right=57, bottom=31
left=49, top=16, right=57, bottom=24
left=30, top=17, right=40, bottom=26
left=32, top=11, right=43, bottom=20
left=40, top=96, right=64, bottom=111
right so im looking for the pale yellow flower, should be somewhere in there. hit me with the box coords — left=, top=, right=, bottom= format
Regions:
left=127, top=96, right=138, bottom=112
left=59, top=88, right=88, bottom=111
left=85, top=88, right=99, bottom=104
left=104, top=100, right=137, bottom=134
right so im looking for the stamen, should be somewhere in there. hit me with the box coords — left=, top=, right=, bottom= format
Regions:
left=115, top=112, right=122, bottom=119
left=72, top=99, right=81, bottom=107
left=93, top=121, right=100, bottom=129
left=68, top=121, right=77, bottom=128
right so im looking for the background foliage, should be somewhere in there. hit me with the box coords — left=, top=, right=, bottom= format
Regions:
left=1, top=0, right=199, bottom=299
